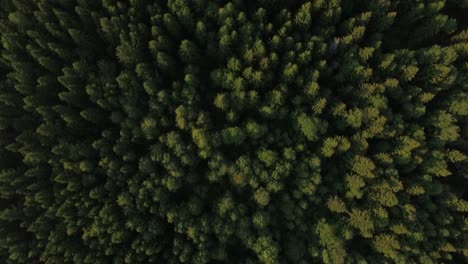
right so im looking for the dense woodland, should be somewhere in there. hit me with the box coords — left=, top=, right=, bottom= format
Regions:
left=0, top=0, right=467, bottom=263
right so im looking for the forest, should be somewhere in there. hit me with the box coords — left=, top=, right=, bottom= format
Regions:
left=0, top=0, right=467, bottom=263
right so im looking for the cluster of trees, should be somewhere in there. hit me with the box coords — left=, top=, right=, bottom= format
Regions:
left=0, top=0, right=467, bottom=263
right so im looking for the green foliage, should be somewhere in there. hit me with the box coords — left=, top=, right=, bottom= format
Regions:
left=316, top=219, right=347, bottom=264
left=373, top=234, right=401, bottom=260
left=297, top=113, right=322, bottom=141
left=245, top=120, right=267, bottom=139
left=254, top=188, right=270, bottom=207
left=327, top=196, right=347, bottom=213
left=351, top=155, right=376, bottom=178
left=192, top=128, right=209, bottom=149
left=221, top=126, right=246, bottom=145
left=257, top=149, right=278, bottom=167
left=0, top=0, right=466, bottom=263
left=252, top=236, right=279, bottom=264
left=348, top=209, right=375, bottom=238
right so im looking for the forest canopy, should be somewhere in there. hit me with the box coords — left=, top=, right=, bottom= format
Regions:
left=0, top=0, right=467, bottom=263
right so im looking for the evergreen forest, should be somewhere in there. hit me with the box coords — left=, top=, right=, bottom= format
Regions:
left=0, top=0, right=467, bottom=263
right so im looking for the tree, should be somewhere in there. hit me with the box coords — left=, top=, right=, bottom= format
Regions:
left=245, top=120, right=267, bottom=139
left=348, top=209, right=374, bottom=238
left=221, top=127, right=246, bottom=145
left=179, top=40, right=200, bottom=63
left=257, top=149, right=277, bottom=167
left=351, top=155, right=376, bottom=178
left=297, top=113, right=323, bottom=141
left=373, top=234, right=401, bottom=260
left=254, top=188, right=270, bottom=207
left=315, top=219, right=347, bottom=264
left=252, top=236, right=279, bottom=264
left=327, top=196, right=347, bottom=213
left=192, top=128, right=209, bottom=149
